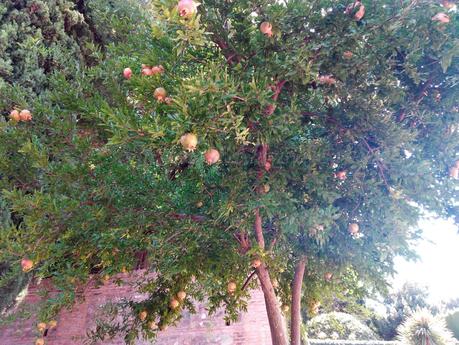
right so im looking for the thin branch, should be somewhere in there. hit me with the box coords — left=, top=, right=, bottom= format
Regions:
left=241, top=270, right=257, bottom=291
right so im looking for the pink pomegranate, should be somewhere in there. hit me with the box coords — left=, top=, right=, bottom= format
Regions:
left=178, top=0, right=199, bottom=17
left=123, top=67, right=132, bottom=79
left=432, top=12, right=450, bottom=23
left=260, top=21, right=273, bottom=37
left=204, top=148, right=220, bottom=165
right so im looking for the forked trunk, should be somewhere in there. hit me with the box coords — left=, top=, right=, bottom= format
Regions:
left=290, top=257, right=307, bottom=345
left=257, top=264, right=289, bottom=345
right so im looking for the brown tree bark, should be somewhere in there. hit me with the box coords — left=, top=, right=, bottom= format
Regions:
left=257, top=263, right=289, bottom=345
left=291, top=256, right=307, bottom=345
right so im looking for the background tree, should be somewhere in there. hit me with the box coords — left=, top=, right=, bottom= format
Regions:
left=371, top=283, right=439, bottom=340
left=0, top=0, right=146, bottom=313
left=1, top=1, right=459, bottom=345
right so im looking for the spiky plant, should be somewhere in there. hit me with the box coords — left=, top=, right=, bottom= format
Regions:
left=397, top=309, right=456, bottom=345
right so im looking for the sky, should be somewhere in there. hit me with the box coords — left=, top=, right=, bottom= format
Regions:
left=392, top=217, right=459, bottom=305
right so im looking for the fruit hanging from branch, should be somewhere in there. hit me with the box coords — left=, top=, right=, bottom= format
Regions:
left=169, top=298, right=180, bottom=309
left=252, top=258, right=262, bottom=269
left=177, top=290, right=187, bottom=301
left=432, top=13, right=450, bottom=23
left=153, top=87, right=167, bottom=102
left=123, top=68, right=132, bottom=79
left=204, top=148, right=220, bottom=165
left=37, top=322, right=47, bottom=333
left=139, top=310, right=148, bottom=321
left=177, top=0, right=199, bottom=18
left=9, top=109, right=20, bottom=122
left=348, top=223, right=360, bottom=235
left=260, top=22, right=273, bottom=37
left=180, top=133, right=198, bottom=151
left=227, top=281, right=237, bottom=294
left=21, top=258, right=34, bottom=272
left=19, top=109, right=32, bottom=122
left=335, top=170, right=347, bottom=180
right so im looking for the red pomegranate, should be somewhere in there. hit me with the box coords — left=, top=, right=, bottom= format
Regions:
left=252, top=259, right=262, bottom=269
left=123, top=67, right=132, bottom=79
left=177, top=290, right=187, bottom=301
left=19, top=109, right=32, bottom=121
left=21, top=258, right=34, bottom=272
left=142, top=68, right=153, bottom=76
left=343, top=51, right=353, bottom=59
left=204, top=148, right=220, bottom=165
left=335, top=171, right=347, bottom=180
left=177, top=0, right=199, bottom=17
left=432, top=12, right=450, bottom=23
left=260, top=22, right=273, bottom=37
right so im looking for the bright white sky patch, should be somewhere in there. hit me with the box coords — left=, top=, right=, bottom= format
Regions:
left=392, top=218, right=459, bottom=304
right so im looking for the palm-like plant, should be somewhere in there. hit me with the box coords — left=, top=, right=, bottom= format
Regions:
left=397, top=308, right=456, bottom=345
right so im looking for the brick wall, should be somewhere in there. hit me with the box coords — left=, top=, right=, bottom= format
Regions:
left=0, top=271, right=272, bottom=345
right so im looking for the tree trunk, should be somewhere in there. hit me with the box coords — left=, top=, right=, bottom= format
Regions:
left=257, top=264, right=289, bottom=345
left=291, top=257, right=307, bottom=345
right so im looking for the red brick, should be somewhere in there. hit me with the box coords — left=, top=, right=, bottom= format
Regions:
left=0, top=271, right=272, bottom=345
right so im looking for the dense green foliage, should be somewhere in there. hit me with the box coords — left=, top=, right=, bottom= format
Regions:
left=0, top=0, right=458, bottom=344
left=0, top=0, right=146, bottom=313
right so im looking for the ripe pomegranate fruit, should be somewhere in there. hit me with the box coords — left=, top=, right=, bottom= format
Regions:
left=154, top=87, right=167, bottom=101
left=348, top=223, right=360, bottom=235
left=264, top=104, right=276, bottom=116
left=335, top=171, right=347, bottom=180
left=123, top=68, right=132, bottom=79
left=37, top=322, right=47, bottom=333
left=343, top=51, right=353, bottom=59
left=264, top=160, right=272, bottom=172
left=151, top=65, right=164, bottom=75
left=139, top=310, right=148, bottom=321
left=227, top=281, right=237, bottom=294
left=178, top=0, right=199, bottom=17
left=48, top=320, right=58, bottom=329
left=204, top=148, right=220, bottom=165
left=354, top=3, right=365, bottom=21
left=450, top=166, right=459, bottom=179
left=196, top=201, right=203, bottom=208
left=260, top=21, right=273, bottom=37
left=170, top=298, right=180, bottom=309
left=318, top=75, right=337, bottom=85
left=177, top=290, right=187, bottom=301
left=36, top=338, right=45, bottom=345
left=19, top=109, right=32, bottom=121
left=252, top=259, right=262, bottom=269
left=148, top=321, right=158, bottom=330
left=324, top=272, right=333, bottom=281
left=9, top=109, right=20, bottom=122
left=180, top=133, right=198, bottom=151
left=142, top=68, right=153, bottom=76
left=21, top=258, right=33, bottom=272
left=432, top=12, right=450, bottom=23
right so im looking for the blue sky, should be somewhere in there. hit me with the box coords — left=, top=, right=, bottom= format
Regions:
left=392, top=217, right=459, bottom=304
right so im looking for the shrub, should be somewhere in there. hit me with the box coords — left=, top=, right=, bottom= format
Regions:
left=307, top=312, right=379, bottom=341
left=397, top=308, right=456, bottom=345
